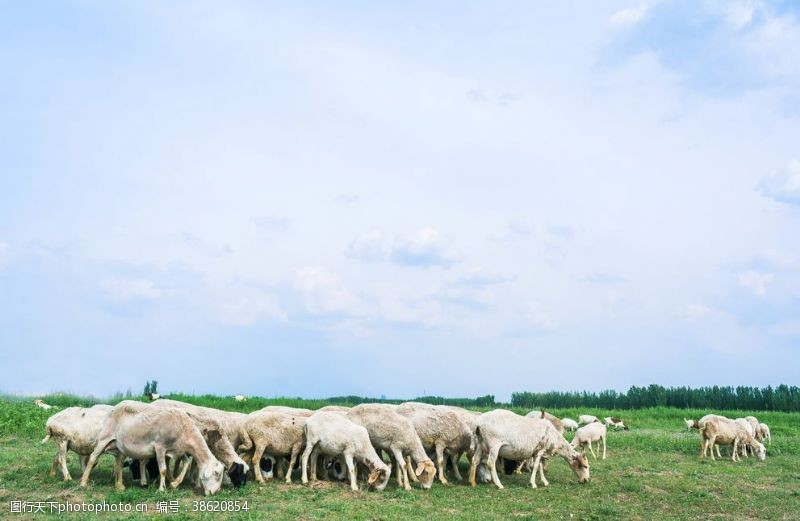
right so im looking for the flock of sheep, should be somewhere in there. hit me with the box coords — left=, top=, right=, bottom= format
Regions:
left=38, top=398, right=767, bottom=497
left=684, top=414, right=771, bottom=462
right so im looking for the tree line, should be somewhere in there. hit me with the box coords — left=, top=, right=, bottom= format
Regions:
left=510, top=385, right=800, bottom=412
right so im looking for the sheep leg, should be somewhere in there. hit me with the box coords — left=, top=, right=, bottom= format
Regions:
left=392, top=449, right=411, bottom=491
left=732, top=439, right=739, bottom=462
left=602, top=436, right=607, bottom=460
left=109, top=453, right=124, bottom=491
left=435, top=443, right=449, bottom=484
left=300, top=441, right=315, bottom=485
left=538, top=457, right=549, bottom=487
left=405, top=455, right=418, bottom=483
left=252, top=443, right=267, bottom=484
left=529, top=452, right=544, bottom=488
left=58, top=440, right=71, bottom=481
left=154, top=448, right=168, bottom=491
left=79, top=439, right=110, bottom=487
left=49, top=450, right=59, bottom=478
left=715, top=444, right=721, bottom=458
left=468, top=444, right=483, bottom=487
left=450, top=452, right=463, bottom=481
left=169, top=456, right=191, bottom=489
left=285, top=444, right=301, bottom=484
left=486, top=446, right=503, bottom=489
left=587, top=441, right=597, bottom=459
left=344, top=452, right=358, bottom=492
left=276, top=457, right=285, bottom=479
left=708, top=435, right=717, bottom=461
left=138, top=460, right=148, bottom=486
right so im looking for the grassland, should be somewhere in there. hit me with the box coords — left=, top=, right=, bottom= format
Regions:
left=1, top=395, right=798, bottom=520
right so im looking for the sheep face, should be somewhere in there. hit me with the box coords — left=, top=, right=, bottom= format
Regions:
left=753, top=442, right=766, bottom=462
left=260, top=455, right=276, bottom=480
left=367, top=467, right=390, bottom=491
left=200, top=460, right=225, bottom=496
left=415, top=460, right=437, bottom=489
left=569, top=454, right=590, bottom=484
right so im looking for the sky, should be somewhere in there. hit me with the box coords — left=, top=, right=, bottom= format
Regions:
left=1, top=1, right=799, bottom=401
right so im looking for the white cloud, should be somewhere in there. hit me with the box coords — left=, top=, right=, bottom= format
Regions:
left=723, top=0, right=761, bottom=30
left=758, top=159, right=800, bottom=206
left=101, top=277, right=162, bottom=300
left=217, top=290, right=286, bottom=326
left=346, top=230, right=386, bottom=262
left=610, top=4, right=649, bottom=26
left=677, top=303, right=721, bottom=323
left=294, top=267, right=363, bottom=315
left=738, top=270, right=773, bottom=297
left=390, top=227, right=455, bottom=267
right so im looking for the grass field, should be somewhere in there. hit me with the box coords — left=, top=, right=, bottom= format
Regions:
left=1, top=395, right=798, bottom=520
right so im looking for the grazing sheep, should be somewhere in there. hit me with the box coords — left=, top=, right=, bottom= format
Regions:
left=744, top=416, right=761, bottom=442
left=397, top=402, right=473, bottom=484
left=79, top=401, right=225, bottom=495
left=578, top=415, right=598, bottom=425
left=238, top=410, right=307, bottom=484
left=346, top=404, right=437, bottom=491
left=41, top=404, right=114, bottom=481
left=440, top=406, right=484, bottom=481
left=35, top=399, right=54, bottom=410
left=150, top=399, right=249, bottom=487
left=561, top=418, right=579, bottom=432
left=301, top=412, right=391, bottom=491
left=758, top=423, right=771, bottom=445
left=468, top=409, right=589, bottom=489
left=571, top=421, right=607, bottom=460
left=699, top=416, right=765, bottom=462
left=234, top=395, right=246, bottom=402
left=684, top=418, right=698, bottom=430
left=604, top=417, right=629, bottom=431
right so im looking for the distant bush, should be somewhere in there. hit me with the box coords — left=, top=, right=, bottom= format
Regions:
left=511, top=385, right=800, bottom=412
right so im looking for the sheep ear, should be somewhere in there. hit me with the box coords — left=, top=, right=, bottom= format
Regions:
left=368, top=471, right=379, bottom=485
left=206, top=429, right=222, bottom=447
left=415, top=463, right=425, bottom=477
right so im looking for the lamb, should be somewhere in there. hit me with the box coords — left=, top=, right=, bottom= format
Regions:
left=699, top=415, right=765, bottom=462
left=571, top=421, right=607, bottom=459
left=41, top=404, right=114, bottom=481
left=578, top=414, right=598, bottom=425
left=396, top=402, right=473, bottom=484
left=301, top=411, right=391, bottom=491
left=604, top=417, right=629, bottom=431
left=758, top=423, right=771, bottom=445
left=35, top=399, right=54, bottom=410
left=78, top=401, right=225, bottom=495
left=346, top=404, right=437, bottom=490
left=468, top=409, right=589, bottom=489
left=237, top=410, right=307, bottom=484
left=150, top=399, right=249, bottom=487
left=561, top=418, right=579, bottom=432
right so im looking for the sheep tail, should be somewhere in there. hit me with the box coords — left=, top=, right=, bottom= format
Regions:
left=41, top=427, right=51, bottom=444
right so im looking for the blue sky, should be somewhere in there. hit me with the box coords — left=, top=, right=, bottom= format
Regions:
left=1, top=1, right=799, bottom=400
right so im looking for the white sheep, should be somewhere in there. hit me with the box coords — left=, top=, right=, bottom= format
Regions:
left=468, top=409, right=589, bottom=489
left=41, top=404, right=113, bottom=481
left=35, top=399, right=54, bottom=410
left=561, top=418, right=579, bottom=432
left=758, top=423, right=771, bottom=445
left=571, top=421, right=607, bottom=460
left=700, top=415, right=765, bottom=462
left=234, top=395, right=247, bottom=402
left=346, top=404, right=437, bottom=491
left=603, top=417, right=629, bottom=430
left=397, top=402, right=473, bottom=485
left=578, top=414, right=598, bottom=425
left=301, top=411, right=391, bottom=491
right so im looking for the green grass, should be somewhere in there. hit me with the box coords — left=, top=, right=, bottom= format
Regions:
left=1, top=395, right=799, bottom=520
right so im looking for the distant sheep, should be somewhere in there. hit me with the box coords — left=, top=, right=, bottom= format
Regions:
left=578, top=415, right=598, bottom=425
left=561, top=418, right=579, bottom=432
left=35, top=399, right=54, bottom=410
left=699, top=415, right=765, bottom=462
left=604, top=417, right=629, bottom=431
left=571, top=421, right=607, bottom=460
left=234, top=395, right=246, bottom=402
left=758, top=423, right=771, bottom=445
